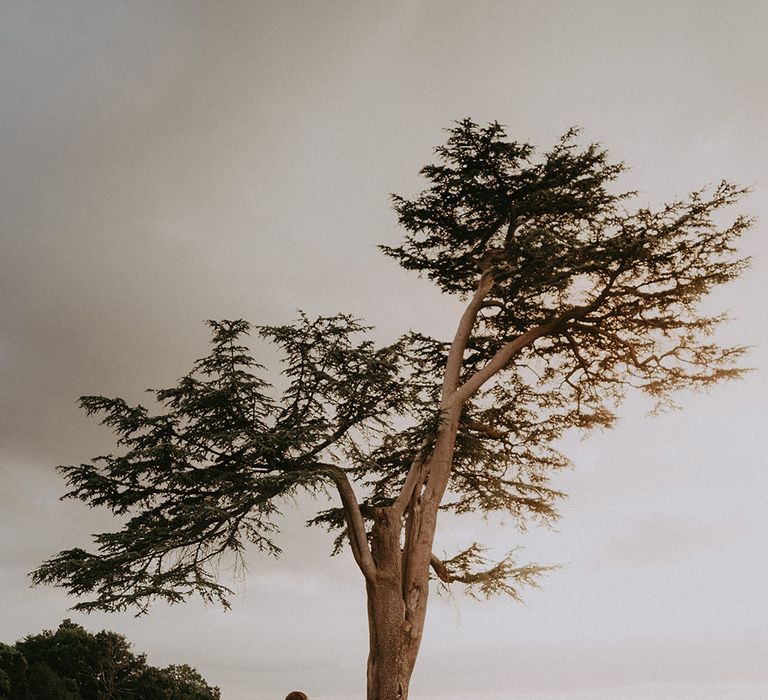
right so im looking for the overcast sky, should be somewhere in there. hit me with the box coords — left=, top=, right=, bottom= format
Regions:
left=2, top=2, right=767, bottom=699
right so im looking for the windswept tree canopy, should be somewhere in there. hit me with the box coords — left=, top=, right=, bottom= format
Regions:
left=34, top=119, right=750, bottom=618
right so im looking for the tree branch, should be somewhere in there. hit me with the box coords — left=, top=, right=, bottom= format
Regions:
left=392, top=272, right=495, bottom=520
left=317, top=464, right=377, bottom=581
left=429, top=554, right=453, bottom=583
left=430, top=550, right=554, bottom=601
left=441, top=271, right=495, bottom=402
left=457, top=268, right=624, bottom=403
left=456, top=316, right=562, bottom=402
left=461, top=418, right=507, bottom=440
left=392, top=437, right=431, bottom=517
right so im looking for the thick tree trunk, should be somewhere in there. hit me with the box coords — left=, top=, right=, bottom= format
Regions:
left=365, top=507, right=430, bottom=700
left=363, top=406, right=460, bottom=699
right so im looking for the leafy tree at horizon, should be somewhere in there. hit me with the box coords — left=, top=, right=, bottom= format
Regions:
left=33, top=119, right=751, bottom=699
left=0, top=620, right=219, bottom=700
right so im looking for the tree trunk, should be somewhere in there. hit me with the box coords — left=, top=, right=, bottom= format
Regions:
left=365, top=507, right=430, bottom=700
left=363, top=412, right=459, bottom=699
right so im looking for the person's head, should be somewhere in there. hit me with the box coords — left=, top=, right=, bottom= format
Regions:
left=285, top=693, right=308, bottom=700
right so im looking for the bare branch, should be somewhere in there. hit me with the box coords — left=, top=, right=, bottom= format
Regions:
left=317, top=464, right=377, bottom=581
left=456, top=316, right=562, bottom=402
left=460, top=418, right=507, bottom=440
left=392, top=437, right=431, bottom=517
left=441, top=271, right=495, bottom=402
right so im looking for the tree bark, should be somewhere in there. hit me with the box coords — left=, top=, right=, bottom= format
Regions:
left=365, top=507, right=430, bottom=700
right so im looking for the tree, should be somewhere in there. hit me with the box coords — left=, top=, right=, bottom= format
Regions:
left=0, top=643, right=28, bottom=700
left=7, top=620, right=219, bottom=699
left=33, top=120, right=750, bottom=699
left=16, top=620, right=98, bottom=698
left=24, top=664, right=79, bottom=700
left=133, top=665, right=221, bottom=700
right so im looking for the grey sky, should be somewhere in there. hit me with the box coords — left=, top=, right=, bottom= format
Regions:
left=2, top=2, right=767, bottom=698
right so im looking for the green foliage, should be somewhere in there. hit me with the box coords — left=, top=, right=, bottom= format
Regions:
left=133, top=664, right=220, bottom=700
left=25, top=663, right=79, bottom=700
left=1, top=621, right=219, bottom=700
left=33, top=119, right=750, bottom=610
left=386, top=120, right=748, bottom=398
left=0, top=643, right=27, bottom=700
left=383, top=120, right=630, bottom=297
left=33, top=315, right=421, bottom=612
left=385, top=118, right=750, bottom=528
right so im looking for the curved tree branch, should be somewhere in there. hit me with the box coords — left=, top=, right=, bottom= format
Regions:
left=441, top=271, right=495, bottom=403
left=457, top=267, right=625, bottom=403
left=317, top=464, right=377, bottom=581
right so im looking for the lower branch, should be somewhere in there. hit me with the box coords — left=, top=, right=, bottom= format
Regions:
left=318, top=464, right=377, bottom=581
left=430, top=548, right=555, bottom=601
